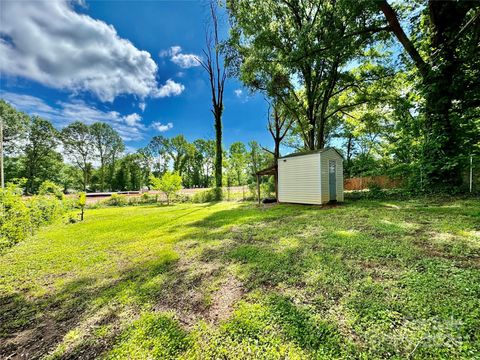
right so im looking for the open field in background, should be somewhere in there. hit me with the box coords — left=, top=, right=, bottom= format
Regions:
left=1, top=198, right=479, bottom=359
left=68, top=186, right=251, bottom=204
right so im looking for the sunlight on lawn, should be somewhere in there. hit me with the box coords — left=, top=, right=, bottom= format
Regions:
left=1, top=199, right=479, bottom=359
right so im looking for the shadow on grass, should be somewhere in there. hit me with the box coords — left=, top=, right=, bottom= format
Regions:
left=2, top=199, right=479, bottom=359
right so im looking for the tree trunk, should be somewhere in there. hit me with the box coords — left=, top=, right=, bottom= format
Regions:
left=422, top=54, right=461, bottom=187
left=214, top=108, right=223, bottom=188
left=83, top=164, right=87, bottom=192
left=379, top=0, right=470, bottom=189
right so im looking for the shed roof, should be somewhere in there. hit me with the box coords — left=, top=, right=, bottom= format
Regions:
left=278, top=147, right=344, bottom=160
left=255, top=164, right=277, bottom=176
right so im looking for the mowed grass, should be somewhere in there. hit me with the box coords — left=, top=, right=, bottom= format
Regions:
left=1, top=199, right=479, bottom=359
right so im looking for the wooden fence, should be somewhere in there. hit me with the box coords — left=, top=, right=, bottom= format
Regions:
left=344, top=175, right=402, bottom=191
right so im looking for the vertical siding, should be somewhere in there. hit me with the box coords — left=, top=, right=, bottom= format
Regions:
left=278, top=153, right=322, bottom=204
left=320, top=149, right=344, bottom=203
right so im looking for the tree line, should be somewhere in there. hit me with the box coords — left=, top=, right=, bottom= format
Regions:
left=0, top=99, right=274, bottom=194
left=1, top=0, right=478, bottom=195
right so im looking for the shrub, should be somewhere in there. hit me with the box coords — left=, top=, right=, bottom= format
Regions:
left=192, top=188, right=224, bottom=203
left=106, top=193, right=127, bottom=207
left=0, top=183, right=31, bottom=250
left=149, top=172, right=183, bottom=205
left=38, top=180, right=64, bottom=200
left=0, top=182, right=67, bottom=251
left=28, top=194, right=64, bottom=228
left=172, top=193, right=191, bottom=203
left=141, top=193, right=153, bottom=203
left=367, top=183, right=383, bottom=198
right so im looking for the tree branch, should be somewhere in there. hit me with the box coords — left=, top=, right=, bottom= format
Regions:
left=378, top=0, right=429, bottom=79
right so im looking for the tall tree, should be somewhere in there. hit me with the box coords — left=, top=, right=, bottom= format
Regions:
left=0, top=100, right=29, bottom=187
left=61, top=122, right=94, bottom=191
left=90, top=122, right=124, bottom=191
left=147, top=135, right=170, bottom=176
left=22, top=116, right=61, bottom=194
left=263, top=100, right=293, bottom=160
left=198, top=0, right=227, bottom=188
left=194, top=139, right=215, bottom=187
left=378, top=0, right=480, bottom=188
left=165, top=135, right=190, bottom=175
left=227, top=0, right=389, bottom=150
left=115, top=153, right=144, bottom=191
left=228, top=142, right=247, bottom=186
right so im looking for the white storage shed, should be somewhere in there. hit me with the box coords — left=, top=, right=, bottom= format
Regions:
left=277, top=148, right=344, bottom=205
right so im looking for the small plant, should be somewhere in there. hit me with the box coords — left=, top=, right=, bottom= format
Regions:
left=78, top=192, right=86, bottom=221
left=149, top=172, right=183, bottom=205
left=65, top=213, right=78, bottom=224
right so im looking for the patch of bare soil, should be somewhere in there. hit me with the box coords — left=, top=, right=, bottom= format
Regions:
left=152, top=259, right=221, bottom=328
left=206, top=275, right=244, bottom=324
left=1, top=316, right=67, bottom=360
left=152, top=256, right=244, bottom=328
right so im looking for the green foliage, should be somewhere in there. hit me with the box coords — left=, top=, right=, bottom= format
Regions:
left=0, top=181, right=66, bottom=251
left=115, top=153, right=146, bottom=191
left=0, top=99, right=29, bottom=153
left=106, top=193, right=127, bottom=207
left=20, top=116, right=62, bottom=194
left=192, top=187, right=224, bottom=203
left=38, top=180, right=64, bottom=200
left=149, top=171, right=183, bottom=205
left=90, top=122, right=125, bottom=192
left=0, top=183, right=31, bottom=251
left=77, top=192, right=86, bottom=208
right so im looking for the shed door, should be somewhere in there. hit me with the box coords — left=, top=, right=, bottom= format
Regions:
left=329, top=160, right=336, bottom=201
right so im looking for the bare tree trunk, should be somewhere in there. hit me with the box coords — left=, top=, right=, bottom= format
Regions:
left=199, top=1, right=226, bottom=191
left=214, top=108, right=223, bottom=188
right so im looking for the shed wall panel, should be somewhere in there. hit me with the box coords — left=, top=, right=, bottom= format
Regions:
left=278, top=153, right=321, bottom=204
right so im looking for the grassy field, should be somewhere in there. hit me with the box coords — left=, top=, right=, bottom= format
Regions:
left=1, top=198, right=479, bottom=359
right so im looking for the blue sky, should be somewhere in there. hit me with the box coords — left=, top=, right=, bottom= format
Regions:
left=0, top=0, right=271, bottom=152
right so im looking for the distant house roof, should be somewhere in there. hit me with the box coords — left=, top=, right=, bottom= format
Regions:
left=278, top=147, right=344, bottom=160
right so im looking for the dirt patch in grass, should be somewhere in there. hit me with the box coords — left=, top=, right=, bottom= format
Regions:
left=1, top=316, right=66, bottom=359
left=206, top=275, right=244, bottom=324
left=153, top=259, right=223, bottom=328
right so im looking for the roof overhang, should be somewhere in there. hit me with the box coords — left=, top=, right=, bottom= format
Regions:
left=255, top=164, right=277, bottom=176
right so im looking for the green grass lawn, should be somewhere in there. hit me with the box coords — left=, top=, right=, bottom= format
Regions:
left=1, top=199, right=479, bottom=359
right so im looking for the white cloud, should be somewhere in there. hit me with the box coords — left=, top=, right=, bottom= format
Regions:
left=0, top=0, right=184, bottom=102
left=124, top=113, right=141, bottom=126
left=152, top=79, right=185, bottom=98
left=151, top=121, right=173, bottom=132
left=1, top=91, right=146, bottom=141
left=160, top=46, right=201, bottom=69
left=139, top=102, right=146, bottom=111
left=234, top=89, right=243, bottom=97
